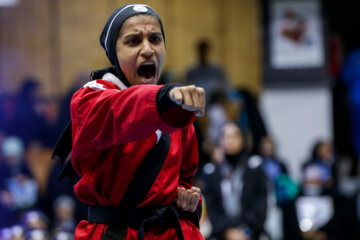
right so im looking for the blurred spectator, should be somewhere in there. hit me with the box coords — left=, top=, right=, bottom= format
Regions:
left=200, top=122, right=268, bottom=240
left=302, top=140, right=340, bottom=196
left=185, top=39, right=231, bottom=106
left=296, top=167, right=337, bottom=240
left=10, top=211, right=50, bottom=239
left=200, top=89, right=244, bottom=171
left=10, top=225, right=24, bottom=240
left=52, top=196, right=76, bottom=232
left=5, top=77, right=48, bottom=147
left=260, top=136, right=299, bottom=205
left=51, top=231, right=73, bottom=240
left=0, top=137, right=37, bottom=228
left=302, top=140, right=360, bottom=240
left=24, top=229, right=49, bottom=240
left=21, top=210, right=50, bottom=233
left=202, top=88, right=268, bottom=165
left=206, top=89, right=229, bottom=145
left=0, top=225, right=24, bottom=240
left=296, top=140, right=342, bottom=240
left=259, top=136, right=300, bottom=240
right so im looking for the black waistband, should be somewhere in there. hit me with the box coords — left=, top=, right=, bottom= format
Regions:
left=88, top=204, right=187, bottom=240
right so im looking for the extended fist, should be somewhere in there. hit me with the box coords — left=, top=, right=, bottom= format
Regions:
left=169, top=85, right=205, bottom=117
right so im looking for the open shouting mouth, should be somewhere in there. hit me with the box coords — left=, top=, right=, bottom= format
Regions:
left=137, top=62, right=156, bottom=83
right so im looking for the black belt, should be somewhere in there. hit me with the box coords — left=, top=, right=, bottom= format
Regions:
left=88, top=204, right=186, bottom=240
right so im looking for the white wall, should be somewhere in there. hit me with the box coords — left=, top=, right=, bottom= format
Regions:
left=260, top=87, right=333, bottom=180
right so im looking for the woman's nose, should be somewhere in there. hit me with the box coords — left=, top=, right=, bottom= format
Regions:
left=140, top=41, right=154, bottom=58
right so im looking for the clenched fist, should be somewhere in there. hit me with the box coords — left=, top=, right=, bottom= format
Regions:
left=169, top=85, right=205, bottom=117
left=175, top=186, right=201, bottom=212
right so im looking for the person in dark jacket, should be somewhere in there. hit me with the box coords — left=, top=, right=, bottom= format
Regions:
left=201, top=122, right=267, bottom=240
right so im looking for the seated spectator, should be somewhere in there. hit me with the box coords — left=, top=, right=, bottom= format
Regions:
left=51, top=230, right=73, bottom=240
left=200, top=122, right=268, bottom=240
left=296, top=166, right=337, bottom=240
left=24, top=229, right=49, bottom=240
left=258, top=136, right=300, bottom=240
left=0, top=137, right=38, bottom=228
left=302, top=140, right=340, bottom=196
left=9, top=225, right=24, bottom=240
left=296, top=141, right=341, bottom=240
left=0, top=225, right=25, bottom=240
left=14, top=210, right=50, bottom=240
left=201, top=89, right=248, bottom=168
left=21, top=210, right=50, bottom=232
left=52, top=195, right=76, bottom=232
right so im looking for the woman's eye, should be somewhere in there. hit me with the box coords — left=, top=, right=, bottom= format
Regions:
left=126, top=38, right=139, bottom=44
left=150, top=35, right=162, bottom=43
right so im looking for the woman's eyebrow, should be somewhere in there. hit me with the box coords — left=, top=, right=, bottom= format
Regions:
left=122, top=33, right=140, bottom=39
left=149, top=32, right=162, bottom=35
left=121, top=31, right=162, bottom=39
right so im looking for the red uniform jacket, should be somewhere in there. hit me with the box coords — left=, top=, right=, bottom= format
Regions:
left=70, top=75, right=204, bottom=240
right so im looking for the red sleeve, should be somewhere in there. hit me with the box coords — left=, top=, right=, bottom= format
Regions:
left=71, top=81, right=194, bottom=151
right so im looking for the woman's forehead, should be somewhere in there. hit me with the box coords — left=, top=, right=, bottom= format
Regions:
left=223, top=123, right=239, bottom=132
left=222, top=125, right=242, bottom=138
left=119, top=15, right=161, bottom=36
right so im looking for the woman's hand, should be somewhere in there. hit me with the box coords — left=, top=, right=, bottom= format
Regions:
left=175, top=186, right=201, bottom=212
left=169, top=85, right=205, bottom=117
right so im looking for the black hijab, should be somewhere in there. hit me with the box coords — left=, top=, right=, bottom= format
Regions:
left=99, top=4, right=165, bottom=86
